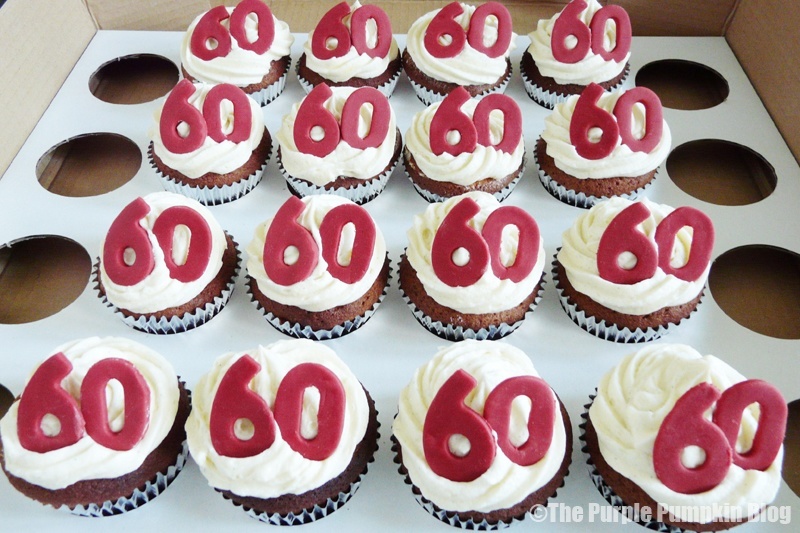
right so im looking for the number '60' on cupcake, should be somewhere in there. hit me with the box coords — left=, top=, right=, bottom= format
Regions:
left=553, top=197, right=715, bottom=343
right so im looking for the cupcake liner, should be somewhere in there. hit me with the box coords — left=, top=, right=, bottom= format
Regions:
left=296, top=64, right=402, bottom=98
left=278, top=149, right=397, bottom=205
left=533, top=145, right=654, bottom=209
left=67, top=440, right=189, bottom=517
left=408, top=68, right=512, bottom=107
left=403, top=156, right=525, bottom=204
left=149, top=145, right=269, bottom=206
left=94, top=235, right=241, bottom=335
left=249, top=61, right=291, bottom=106
left=246, top=259, right=391, bottom=341
left=520, top=61, right=629, bottom=110
left=398, top=268, right=545, bottom=342
left=579, top=395, right=686, bottom=533
left=551, top=251, right=701, bottom=343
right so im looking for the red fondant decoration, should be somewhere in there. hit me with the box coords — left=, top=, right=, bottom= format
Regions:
left=151, top=205, right=213, bottom=283
left=483, top=376, right=555, bottom=466
left=319, top=203, right=376, bottom=284
left=294, top=83, right=341, bottom=157
left=160, top=79, right=208, bottom=154
left=263, top=196, right=319, bottom=285
left=613, top=87, right=663, bottom=154
left=551, top=0, right=590, bottom=64
left=481, top=206, right=540, bottom=282
left=229, top=0, right=275, bottom=55
left=429, top=87, right=478, bottom=156
left=597, top=202, right=658, bottom=285
left=467, top=2, right=512, bottom=58
left=654, top=206, right=714, bottom=282
left=350, top=4, right=392, bottom=58
left=103, top=197, right=155, bottom=286
left=590, top=5, right=631, bottom=62
left=210, top=355, right=276, bottom=458
left=424, top=2, right=467, bottom=59
left=340, top=87, right=391, bottom=150
left=311, top=2, right=352, bottom=60
left=432, top=197, right=489, bottom=287
left=473, top=93, right=522, bottom=154
left=17, top=353, right=84, bottom=453
left=273, top=363, right=346, bottom=461
left=202, top=83, right=253, bottom=144
left=190, top=5, right=233, bottom=61
left=423, top=370, right=495, bottom=482
left=653, top=383, right=732, bottom=494
left=570, top=82, right=618, bottom=160
left=712, top=379, right=787, bottom=472
left=80, top=358, right=150, bottom=451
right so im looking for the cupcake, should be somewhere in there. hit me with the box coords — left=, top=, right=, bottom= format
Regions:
left=185, top=339, right=379, bottom=524
left=245, top=194, right=390, bottom=340
left=403, top=86, right=525, bottom=202
left=403, top=1, right=516, bottom=105
left=180, top=0, right=294, bottom=105
left=0, top=337, right=190, bottom=516
left=95, top=191, right=240, bottom=334
left=399, top=192, right=545, bottom=341
left=582, top=343, right=788, bottom=531
left=392, top=340, right=572, bottom=529
left=521, top=0, right=632, bottom=109
left=275, top=83, right=401, bottom=204
left=149, top=79, right=271, bottom=205
left=554, top=197, right=715, bottom=343
left=297, top=1, right=402, bottom=97
left=535, top=83, right=671, bottom=208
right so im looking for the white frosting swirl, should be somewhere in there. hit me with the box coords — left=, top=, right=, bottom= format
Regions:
left=393, top=340, right=567, bottom=512
left=303, top=1, right=399, bottom=82
left=542, top=89, right=671, bottom=179
left=0, top=337, right=180, bottom=490
left=180, top=6, right=294, bottom=85
left=557, top=197, right=710, bottom=315
left=405, top=98, right=525, bottom=186
left=150, top=82, right=266, bottom=179
left=246, top=195, right=386, bottom=312
left=589, top=344, right=783, bottom=522
left=185, top=339, right=369, bottom=498
left=276, top=86, right=398, bottom=185
left=526, top=0, right=630, bottom=85
left=99, top=192, right=228, bottom=314
left=406, top=192, right=545, bottom=314
left=406, top=3, right=516, bottom=85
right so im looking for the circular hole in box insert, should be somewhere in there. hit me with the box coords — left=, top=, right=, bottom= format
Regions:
left=90, top=54, right=178, bottom=104
left=0, top=236, right=91, bottom=324
left=36, top=133, right=141, bottom=197
left=666, top=140, right=776, bottom=206
left=636, top=59, right=729, bottom=110
left=709, top=245, right=800, bottom=339
left=785, top=399, right=800, bottom=498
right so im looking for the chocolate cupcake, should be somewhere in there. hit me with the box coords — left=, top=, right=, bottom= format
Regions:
left=185, top=339, right=379, bottom=524
left=392, top=340, right=572, bottom=529
left=0, top=337, right=190, bottom=516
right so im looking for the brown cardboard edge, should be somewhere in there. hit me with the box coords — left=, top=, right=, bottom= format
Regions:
left=0, top=0, right=97, bottom=178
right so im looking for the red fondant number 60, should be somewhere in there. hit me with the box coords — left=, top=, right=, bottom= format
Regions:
left=190, top=0, right=275, bottom=61
left=551, top=0, right=631, bottom=64
left=312, top=2, right=392, bottom=59
left=424, top=2, right=512, bottom=59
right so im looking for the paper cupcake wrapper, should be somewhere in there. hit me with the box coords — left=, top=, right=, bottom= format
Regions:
left=579, top=395, right=686, bottom=533
left=278, top=150, right=397, bottom=205
left=520, top=62, right=629, bottom=110
left=408, top=69, right=511, bottom=107
left=94, top=236, right=241, bottom=335
left=403, top=156, right=525, bottom=204
left=551, top=251, right=693, bottom=343
left=398, top=268, right=545, bottom=342
left=534, top=146, right=655, bottom=209
left=67, top=440, right=189, bottom=517
left=296, top=66, right=402, bottom=98
left=246, top=260, right=391, bottom=341
left=249, top=62, right=290, bottom=106
left=390, top=434, right=567, bottom=530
